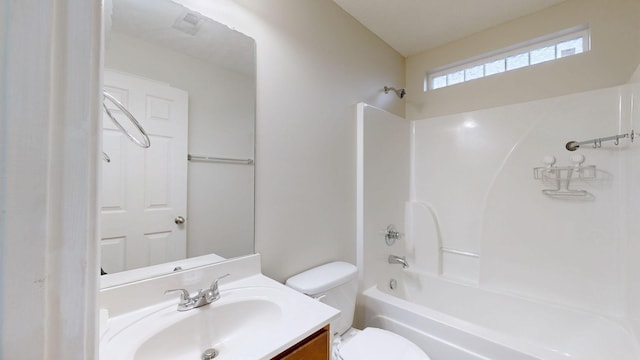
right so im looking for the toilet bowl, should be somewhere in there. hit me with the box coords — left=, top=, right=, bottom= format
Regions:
left=336, top=328, right=429, bottom=360
left=286, top=262, right=431, bottom=360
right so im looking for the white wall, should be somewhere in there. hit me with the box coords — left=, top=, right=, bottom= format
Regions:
left=175, top=0, right=406, bottom=281
left=104, top=31, right=255, bottom=260
left=406, top=0, right=640, bottom=119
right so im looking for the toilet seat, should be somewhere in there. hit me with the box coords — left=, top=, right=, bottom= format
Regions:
left=338, top=327, right=431, bottom=360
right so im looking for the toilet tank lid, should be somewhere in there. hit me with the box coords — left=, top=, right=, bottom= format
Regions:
left=286, top=261, right=358, bottom=295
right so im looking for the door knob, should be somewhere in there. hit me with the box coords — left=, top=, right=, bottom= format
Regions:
left=175, top=216, right=186, bottom=225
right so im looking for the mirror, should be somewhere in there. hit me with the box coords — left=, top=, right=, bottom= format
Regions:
left=100, top=0, right=255, bottom=285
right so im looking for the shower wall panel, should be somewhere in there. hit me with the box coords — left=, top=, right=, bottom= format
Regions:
left=412, top=83, right=640, bottom=320
left=356, top=103, right=410, bottom=291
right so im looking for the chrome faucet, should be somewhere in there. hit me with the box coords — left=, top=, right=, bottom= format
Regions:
left=388, top=255, right=409, bottom=268
left=165, top=273, right=230, bottom=311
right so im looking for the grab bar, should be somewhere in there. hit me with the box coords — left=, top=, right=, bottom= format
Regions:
left=103, top=91, right=151, bottom=148
left=441, top=247, right=479, bottom=258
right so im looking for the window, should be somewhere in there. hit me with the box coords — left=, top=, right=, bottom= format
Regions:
left=427, top=26, right=590, bottom=91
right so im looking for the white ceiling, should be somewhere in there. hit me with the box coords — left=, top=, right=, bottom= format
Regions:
left=107, top=0, right=255, bottom=76
left=334, top=0, right=567, bottom=57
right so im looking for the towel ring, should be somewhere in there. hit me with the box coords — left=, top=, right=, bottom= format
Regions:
left=103, top=91, right=151, bottom=148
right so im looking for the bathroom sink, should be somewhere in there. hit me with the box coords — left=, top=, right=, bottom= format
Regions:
left=100, top=274, right=340, bottom=360
left=134, top=297, right=281, bottom=360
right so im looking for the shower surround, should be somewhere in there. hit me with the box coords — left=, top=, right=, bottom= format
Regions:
left=356, top=81, right=640, bottom=358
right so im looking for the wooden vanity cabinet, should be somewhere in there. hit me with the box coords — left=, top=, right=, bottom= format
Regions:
left=272, top=325, right=330, bottom=360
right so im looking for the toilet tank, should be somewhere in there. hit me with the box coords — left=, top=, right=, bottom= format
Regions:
left=286, top=261, right=358, bottom=335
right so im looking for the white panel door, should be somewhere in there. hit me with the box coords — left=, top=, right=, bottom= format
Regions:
left=101, top=70, right=188, bottom=273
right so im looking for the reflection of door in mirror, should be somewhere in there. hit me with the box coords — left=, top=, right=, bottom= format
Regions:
left=101, top=70, right=188, bottom=273
left=102, top=0, right=256, bottom=284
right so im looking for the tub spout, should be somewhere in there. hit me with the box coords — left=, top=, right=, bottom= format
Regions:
left=388, top=255, right=409, bottom=268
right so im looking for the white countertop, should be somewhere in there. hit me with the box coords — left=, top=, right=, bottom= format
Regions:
left=99, top=254, right=340, bottom=360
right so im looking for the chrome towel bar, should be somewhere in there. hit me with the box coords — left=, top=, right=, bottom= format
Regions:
left=187, top=154, right=254, bottom=165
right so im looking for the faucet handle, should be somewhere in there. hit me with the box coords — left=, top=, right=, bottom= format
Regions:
left=209, top=273, right=230, bottom=290
left=208, top=273, right=230, bottom=301
left=165, top=288, right=191, bottom=304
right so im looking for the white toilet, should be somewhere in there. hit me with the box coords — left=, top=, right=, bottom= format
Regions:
left=286, top=261, right=431, bottom=360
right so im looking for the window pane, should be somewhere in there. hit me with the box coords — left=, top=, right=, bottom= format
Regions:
left=557, top=37, right=584, bottom=58
left=432, top=75, right=447, bottom=89
left=484, top=59, right=505, bottom=76
left=425, top=29, right=588, bottom=91
left=506, top=52, right=529, bottom=70
left=447, top=70, right=464, bottom=86
left=465, top=65, right=484, bottom=81
left=530, top=45, right=555, bottom=65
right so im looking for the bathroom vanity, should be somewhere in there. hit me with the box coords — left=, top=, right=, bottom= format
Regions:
left=99, top=254, right=338, bottom=360
left=273, top=326, right=330, bottom=359
left=273, top=325, right=331, bottom=360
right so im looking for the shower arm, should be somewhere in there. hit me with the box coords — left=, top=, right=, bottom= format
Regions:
left=384, top=86, right=406, bottom=99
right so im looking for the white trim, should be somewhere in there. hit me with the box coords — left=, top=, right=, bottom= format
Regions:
left=356, top=102, right=365, bottom=290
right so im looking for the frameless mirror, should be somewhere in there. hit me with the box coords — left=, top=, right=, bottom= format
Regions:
left=100, top=0, right=255, bottom=286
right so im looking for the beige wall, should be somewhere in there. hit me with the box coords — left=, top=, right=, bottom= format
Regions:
left=406, top=0, right=640, bottom=119
left=247, top=0, right=405, bottom=282
left=182, top=0, right=406, bottom=282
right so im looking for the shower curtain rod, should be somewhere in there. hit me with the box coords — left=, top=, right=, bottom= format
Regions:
left=565, top=130, right=635, bottom=151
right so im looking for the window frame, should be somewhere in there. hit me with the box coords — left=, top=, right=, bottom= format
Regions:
left=425, top=26, right=590, bottom=91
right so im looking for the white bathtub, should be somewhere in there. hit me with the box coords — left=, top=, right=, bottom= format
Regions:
left=359, top=271, right=639, bottom=360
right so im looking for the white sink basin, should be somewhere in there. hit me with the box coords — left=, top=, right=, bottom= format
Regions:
left=100, top=274, right=340, bottom=360
left=135, top=297, right=281, bottom=359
